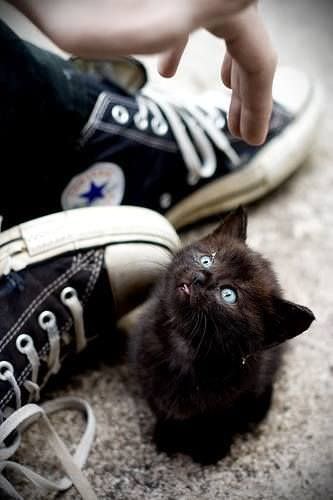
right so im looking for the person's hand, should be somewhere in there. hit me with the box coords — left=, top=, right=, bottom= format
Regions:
left=10, top=0, right=276, bottom=145
left=159, top=4, right=277, bottom=146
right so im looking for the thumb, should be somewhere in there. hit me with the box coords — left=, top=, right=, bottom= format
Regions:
left=158, top=35, right=189, bottom=77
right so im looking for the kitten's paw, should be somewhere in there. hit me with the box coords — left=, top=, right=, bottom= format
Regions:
left=189, top=440, right=231, bottom=465
left=153, top=418, right=232, bottom=465
left=153, top=419, right=185, bottom=455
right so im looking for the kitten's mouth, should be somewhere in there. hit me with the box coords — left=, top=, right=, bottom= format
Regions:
left=177, top=283, right=191, bottom=296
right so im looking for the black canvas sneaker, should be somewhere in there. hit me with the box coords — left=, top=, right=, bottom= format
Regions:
left=65, top=65, right=323, bottom=229
left=0, top=206, right=179, bottom=499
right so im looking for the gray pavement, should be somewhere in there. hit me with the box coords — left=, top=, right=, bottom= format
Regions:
left=2, top=1, right=333, bottom=498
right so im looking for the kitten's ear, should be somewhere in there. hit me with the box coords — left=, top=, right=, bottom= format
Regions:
left=266, top=297, right=315, bottom=347
left=212, top=207, right=247, bottom=241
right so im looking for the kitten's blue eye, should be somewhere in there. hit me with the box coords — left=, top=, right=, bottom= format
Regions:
left=221, top=287, right=237, bottom=304
left=200, top=255, right=213, bottom=268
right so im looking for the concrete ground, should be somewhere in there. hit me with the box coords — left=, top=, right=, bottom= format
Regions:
left=1, top=0, right=332, bottom=498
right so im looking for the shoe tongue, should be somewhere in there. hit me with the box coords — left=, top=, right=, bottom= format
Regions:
left=71, top=56, right=147, bottom=94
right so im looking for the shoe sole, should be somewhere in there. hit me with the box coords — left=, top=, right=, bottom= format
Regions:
left=0, top=206, right=180, bottom=274
left=165, top=82, right=323, bottom=229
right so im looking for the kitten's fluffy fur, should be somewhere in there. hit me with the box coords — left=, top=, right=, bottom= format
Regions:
left=132, top=209, right=314, bottom=464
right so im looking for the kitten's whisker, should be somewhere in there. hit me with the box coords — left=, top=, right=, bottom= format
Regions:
left=194, top=312, right=208, bottom=360
left=185, top=313, right=198, bottom=340
left=187, top=312, right=203, bottom=344
left=202, top=314, right=214, bottom=359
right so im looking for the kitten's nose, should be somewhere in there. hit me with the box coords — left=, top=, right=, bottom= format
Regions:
left=192, top=271, right=208, bottom=287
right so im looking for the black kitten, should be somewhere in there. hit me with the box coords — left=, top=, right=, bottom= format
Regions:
left=132, top=208, right=315, bottom=464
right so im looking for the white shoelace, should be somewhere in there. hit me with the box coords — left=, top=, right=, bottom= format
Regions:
left=0, top=287, right=97, bottom=499
left=0, top=398, right=97, bottom=500
left=136, top=89, right=241, bottom=185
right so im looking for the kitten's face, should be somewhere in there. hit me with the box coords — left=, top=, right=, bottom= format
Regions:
left=174, top=238, right=276, bottom=314
left=161, top=209, right=314, bottom=361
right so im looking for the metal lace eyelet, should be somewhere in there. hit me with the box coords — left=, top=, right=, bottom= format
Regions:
left=134, top=113, right=149, bottom=130
left=111, top=104, right=130, bottom=124
left=159, top=193, right=172, bottom=209
left=60, top=286, right=86, bottom=352
left=151, top=117, right=168, bottom=136
left=16, top=334, right=33, bottom=353
left=38, top=310, right=56, bottom=329
left=60, top=286, right=77, bottom=304
left=0, top=361, right=14, bottom=381
left=38, top=311, right=60, bottom=374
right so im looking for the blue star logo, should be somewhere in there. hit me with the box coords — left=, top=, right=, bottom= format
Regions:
left=80, top=181, right=107, bottom=204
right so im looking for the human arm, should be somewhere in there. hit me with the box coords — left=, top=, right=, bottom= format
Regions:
left=8, top=0, right=255, bottom=57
